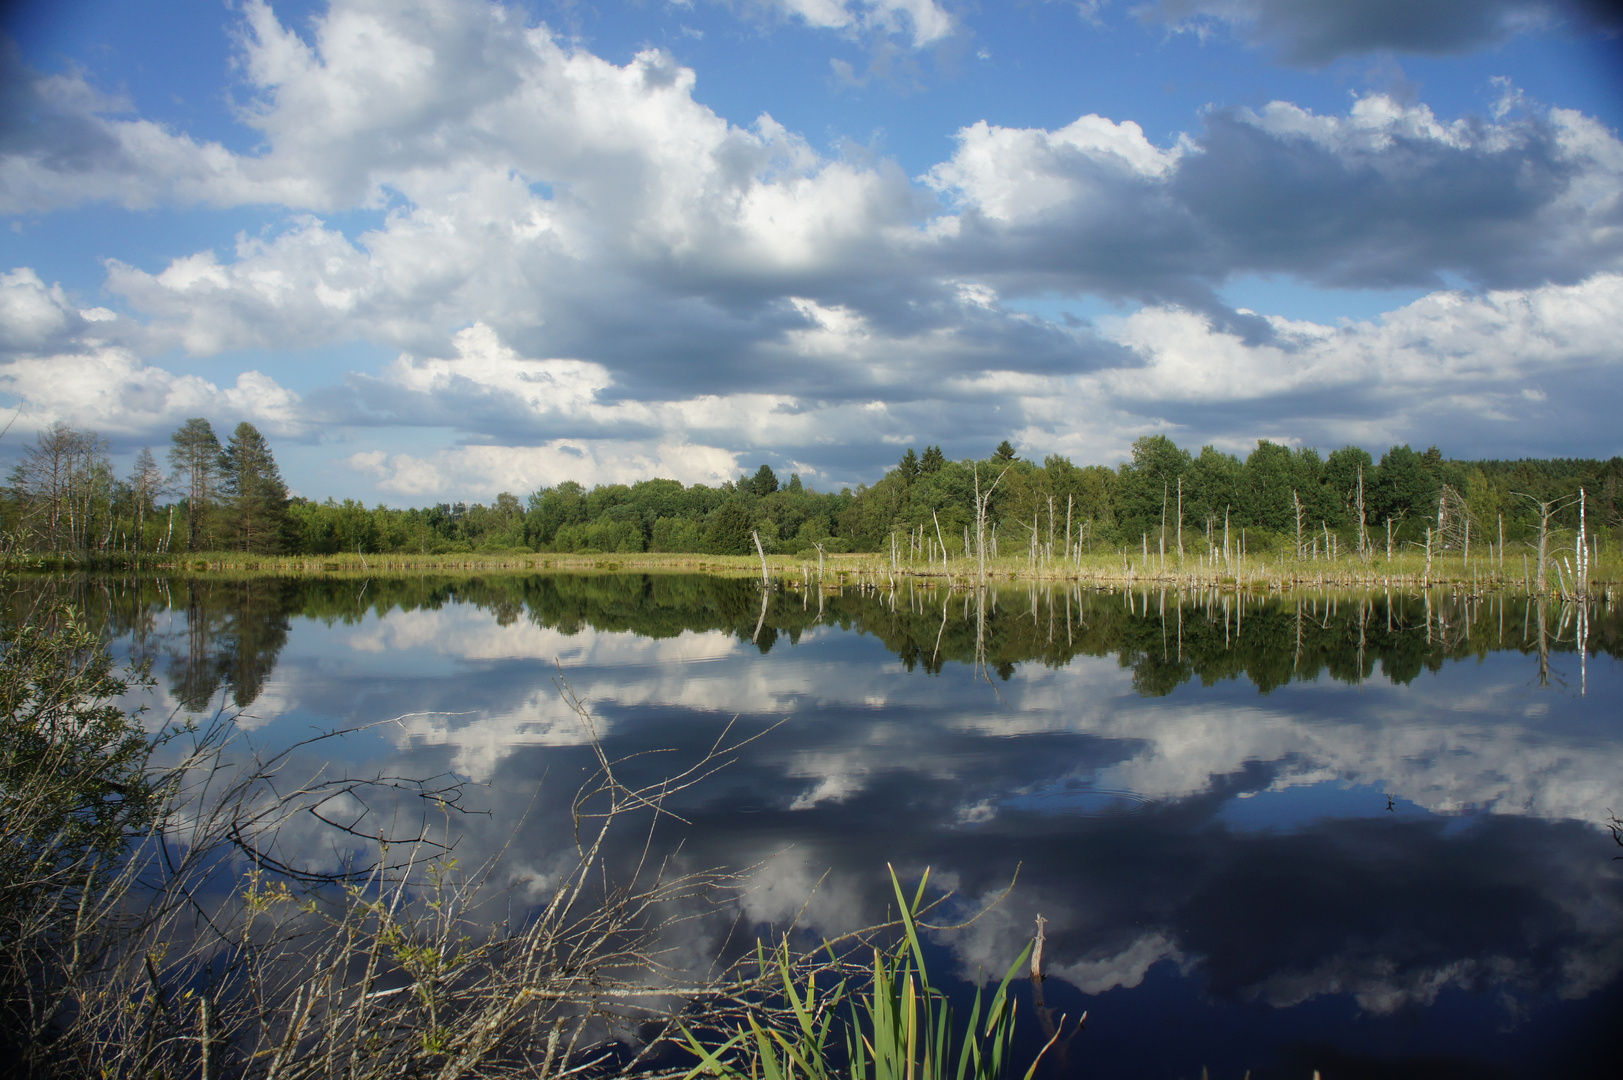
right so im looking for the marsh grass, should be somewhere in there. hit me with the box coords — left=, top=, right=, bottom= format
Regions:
left=11, top=541, right=1622, bottom=597
left=681, top=867, right=1054, bottom=1080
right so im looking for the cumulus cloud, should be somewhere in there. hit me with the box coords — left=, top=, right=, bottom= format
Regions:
left=753, top=0, right=956, bottom=47
left=334, top=319, right=1056, bottom=472
left=4, top=0, right=1623, bottom=487
left=931, top=93, right=1623, bottom=299
left=0, top=267, right=107, bottom=356
left=345, top=438, right=741, bottom=499
left=0, top=39, right=271, bottom=213
left=1138, top=1, right=1623, bottom=65
left=0, top=267, right=303, bottom=438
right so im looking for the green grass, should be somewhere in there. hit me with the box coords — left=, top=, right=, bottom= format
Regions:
left=8, top=541, right=1619, bottom=594
left=682, top=866, right=1054, bottom=1080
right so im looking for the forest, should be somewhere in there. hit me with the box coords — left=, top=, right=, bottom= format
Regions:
left=4, top=418, right=1620, bottom=560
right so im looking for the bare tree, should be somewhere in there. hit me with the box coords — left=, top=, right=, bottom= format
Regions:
left=8, top=423, right=113, bottom=553
left=1512, top=491, right=1579, bottom=595
left=972, top=462, right=1010, bottom=582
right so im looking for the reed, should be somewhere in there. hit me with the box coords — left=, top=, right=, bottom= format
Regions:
left=11, top=538, right=1622, bottom=597
left=682, top=866, right=1051, bottom=1080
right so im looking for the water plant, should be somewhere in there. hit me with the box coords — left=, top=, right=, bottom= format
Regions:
left=681, top=867, right=1052, bottom=1080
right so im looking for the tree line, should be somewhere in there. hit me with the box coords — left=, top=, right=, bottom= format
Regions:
left=13, top=572, right=1615, bottom=718
left=4, top=422, right=1620, bottom=559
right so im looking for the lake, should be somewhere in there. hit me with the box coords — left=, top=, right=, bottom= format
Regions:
left=32, top=573, right=1623, bottom=1079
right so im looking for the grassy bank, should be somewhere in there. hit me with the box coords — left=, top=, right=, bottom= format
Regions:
left=10, top=544, right=1620, bottom=599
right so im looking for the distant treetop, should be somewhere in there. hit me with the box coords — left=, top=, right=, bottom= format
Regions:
left=749, top=463, right=779, bottom=495
left=898, top=448, right=920, bottom=481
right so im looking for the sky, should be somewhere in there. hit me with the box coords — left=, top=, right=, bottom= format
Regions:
left=3, top=0, right=1623, bottom=505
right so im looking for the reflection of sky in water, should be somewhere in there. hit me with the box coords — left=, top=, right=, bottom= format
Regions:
left=97, top=580, right=1622, bottom=1077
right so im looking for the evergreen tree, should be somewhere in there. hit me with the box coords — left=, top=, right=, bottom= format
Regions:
left=752, top=463, right=779, bottom=495
left=218, top=422, right=288, bottom=553
left=898, top=448, right=920, bottom=481
left=993, top=440, right=1018, bottom=462
left=705, top=497, right=756, bottom=555
left=169, top=418, right=222, bottom=551
left=919, top=445, right=945, bottom=473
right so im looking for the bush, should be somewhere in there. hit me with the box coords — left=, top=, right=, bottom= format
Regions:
left=0, top=597, right=159, bottom=1070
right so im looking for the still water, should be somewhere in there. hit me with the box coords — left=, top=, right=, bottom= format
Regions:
left=43, top=574, right=1623, bottom=1078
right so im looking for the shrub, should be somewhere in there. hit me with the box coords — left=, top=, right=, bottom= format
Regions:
left=0, top=597, right=159, bottom=1069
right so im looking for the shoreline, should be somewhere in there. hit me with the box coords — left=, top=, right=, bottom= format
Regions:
left=9, top=548, right=1617, bottom=600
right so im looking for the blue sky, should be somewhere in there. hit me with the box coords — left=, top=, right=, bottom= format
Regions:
left=3, top=1, right=1622, bottom=503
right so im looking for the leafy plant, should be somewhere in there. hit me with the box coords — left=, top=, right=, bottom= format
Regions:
left=0, top=595, right=160, bottom=1069
left=683, top=866, right=1053, bottom=1080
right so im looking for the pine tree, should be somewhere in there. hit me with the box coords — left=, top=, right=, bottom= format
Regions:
left=751, top=464, right=779, bottom=495
left=218, top=422, right=289, bottom=553
left=993, top=440, right=1018, bottom=462
left=127, top=448, right=164, bottom=553
left=898, top=448, right=920, bottom=481
left=704, top=497, right=755, bottom=555
left=169, top=419, right=222, bottom=551
left=919, top=445, right=945, bottom=474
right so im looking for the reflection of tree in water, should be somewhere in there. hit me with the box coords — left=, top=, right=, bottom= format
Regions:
left=169, top=579, right=297, bottom=710
left=7, top=575, right=297, bottom=711
left=12, top=573, right=1618, bottom=705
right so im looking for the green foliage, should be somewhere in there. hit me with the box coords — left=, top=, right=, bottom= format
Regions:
left=1240, top=440, right=1295, bottom=532
left=1116, top=435, right=1192, bottom=543
left=0, top=605, right=156, bottom=881
left=169, top=417, right=224, bottom=551
left=683, top=867, right=1047, bottom=1080
left=5, top=417, right=1620, bottom=563
left=0, top=592, right=159, bottom=1061
left=707, top=497, right=758, bottom=556
left=554, top=516, right=647, bottom=554
left=752, top=464, right=781, bottom=496
left=1371, top=444, right=1439, bottom=531
left=219, top=421, right=290, bottom=553
left=898, top=449, right=921, bottom=483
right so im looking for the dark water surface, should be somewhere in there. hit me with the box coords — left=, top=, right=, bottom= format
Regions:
left=30, top=574, right=1623, bottom=1078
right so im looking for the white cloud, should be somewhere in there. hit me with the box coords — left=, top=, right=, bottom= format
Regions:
left=999, top=273, right=1623, bottom=462
left=4, top=1, right=1622, bottom=484
left=0, top=266, right=304, bottom=437
left=760, top=0, right=956, bottom=47
left=346, top=439, right=740, bottom=499
left=925, top=113, right=1184, bottom=223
